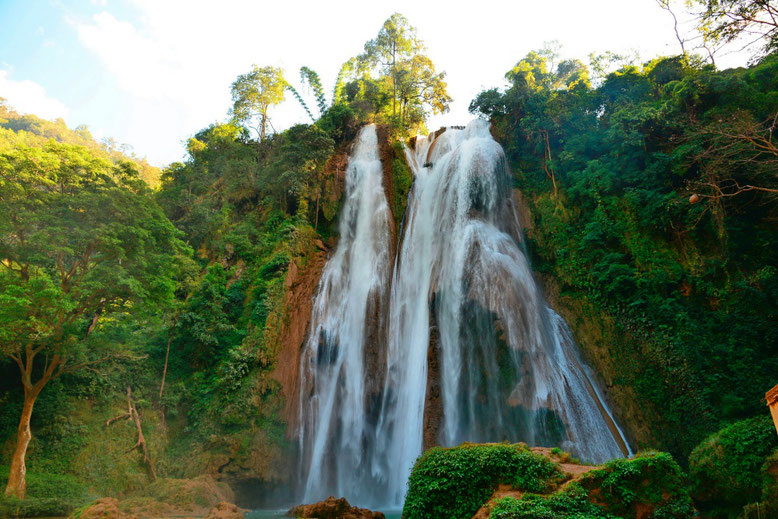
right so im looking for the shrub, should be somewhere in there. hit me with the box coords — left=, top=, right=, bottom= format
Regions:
left=688, top=416, right=778, bottom=517
left=402, top=443, right=564, bottom=519
left=489, top=483, right=611, bottom=519
left=741, top=449, right=778, bottom=518
left=580, top=451, right=695, bottom=519
left=0, top=465, right=91, bottom=517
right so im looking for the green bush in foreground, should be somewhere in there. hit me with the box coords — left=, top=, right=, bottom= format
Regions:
left=580, top=452, right=694, bottom=519
left=0, top=465, right=91, bottom=517
left=490, top=483, right=612, bottom=519
left=402, top=443, right=564, bottom=519
left=741, top=449, right=778, bottom=519
left=688, top=416, right=778, bottom=517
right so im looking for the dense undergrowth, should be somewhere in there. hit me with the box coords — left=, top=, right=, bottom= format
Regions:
left=0, top=465, right=91, bottom=517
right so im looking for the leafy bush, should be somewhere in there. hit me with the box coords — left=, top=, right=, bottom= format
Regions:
left=0, top=465, right=91, bottom=517
left=688, top=416, right=778, bottom=516
left=580, top=451, right=694, bottom=518
left=741, top=449, right=778, bottom=518
left=316, top=104, right=358, bottom=144
left=402, top=443, right=564, bottom=519
left=490, top=484, right=611, bottom=519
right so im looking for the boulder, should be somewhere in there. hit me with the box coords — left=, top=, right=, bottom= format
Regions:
left=286, top=496, right=385, bottom=519
left=73, top=498, right=136, bottom=519
left=205, top=501, right=245, bottom=519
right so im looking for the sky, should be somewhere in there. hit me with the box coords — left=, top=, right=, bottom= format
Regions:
left=0, top=0, right=750, bottom=166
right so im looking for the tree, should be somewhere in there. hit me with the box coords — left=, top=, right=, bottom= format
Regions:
left=230, top=65, right=286, bottom=140
left=358, top=13, right=451, bottom=131
left=271, top=124, right=334, bottom=224
left=0, top=141, right=184, bottom=498
left=689, top=0, right=778, bottom=58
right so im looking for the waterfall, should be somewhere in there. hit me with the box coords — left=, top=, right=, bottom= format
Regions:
left=298, top=120, right=630, bottom=508
left=297, top=124, right=392, bottom=505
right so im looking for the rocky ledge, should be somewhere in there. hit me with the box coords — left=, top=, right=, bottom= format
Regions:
left=286, top=496, right=385, bottom=519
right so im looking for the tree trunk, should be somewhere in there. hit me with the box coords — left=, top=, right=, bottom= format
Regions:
left=108, top=387, right=157, bottom=483
left=392, top=42, right=397, bottom=118
left=314, top=194, right=320, bottom=230
left=4, top=389, right=37, bottom=499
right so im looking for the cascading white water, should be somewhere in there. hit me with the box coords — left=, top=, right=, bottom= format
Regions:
left=299, top=120, right=630, bottom=508
left=297, top=124, right=392, bottom=505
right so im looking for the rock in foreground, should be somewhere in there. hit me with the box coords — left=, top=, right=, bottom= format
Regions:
left=71, top=497, right=137, bottom=519
left=206, top=501, right=245, bottom=519
left=287, top=496, right=385, bottom=519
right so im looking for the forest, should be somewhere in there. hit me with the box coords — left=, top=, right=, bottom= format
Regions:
left=1, top=2, right=777, bottom=519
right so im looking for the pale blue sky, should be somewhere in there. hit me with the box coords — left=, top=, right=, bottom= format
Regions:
left=0, top=0, right=750, bottom=166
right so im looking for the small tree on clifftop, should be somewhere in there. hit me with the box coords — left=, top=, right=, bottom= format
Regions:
left=357, top=13, right=451, bottom=131
left=230, top=65, right=287, bottom=140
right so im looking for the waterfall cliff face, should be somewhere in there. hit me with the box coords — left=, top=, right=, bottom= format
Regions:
left=298, top=121, right=630, bottom=508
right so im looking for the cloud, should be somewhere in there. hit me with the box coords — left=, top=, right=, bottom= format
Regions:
left=0, top=70, right=70, bottom=120
left=68, top=2, right=326, bottom=164
left=64, top=0, right=747, bottom=165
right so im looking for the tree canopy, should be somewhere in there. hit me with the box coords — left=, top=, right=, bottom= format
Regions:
left=0, top=137, right=186, bottom=497
left=230, top=65, right=287, bottom=140
left=349, top=13, right=451, bottom=132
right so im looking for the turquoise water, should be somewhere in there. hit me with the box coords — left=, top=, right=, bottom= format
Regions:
left=247, top=510, right=402, bottom=519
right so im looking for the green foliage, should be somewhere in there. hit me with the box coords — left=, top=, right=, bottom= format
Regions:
left=0, top=112, right=187, bottom=496
left=390, top=141, right=412, bottom=227
left=316, top=104, right=358, bottom=145
left=741, top=449, right=778, bottom=518
left=688, top=416, right=778, bottom=516
left=348, top=13, right=451, bottom=133
left=0, top=133, right=186, bottom=381
left=285, top=82, right=315, bottom=122
left=150, top=90, right=341, bottom=481
left=230, top=65, right=286, bottom=140
left=0, top=465, right=91, bottom=516
left=690, top=0, right=778, bottom=59
left=490, top=484, right=612, bottom=519
left=300, top=66, right=327, bottom=116
left=477, top=48, right=778, bottom=459
left=0, top=70, right=342, bottom=495
left=580, top=452, right=695, bottom=518
left=0, top=99, right=160, bottom=187
left=403, top=443, right=564, bottom=519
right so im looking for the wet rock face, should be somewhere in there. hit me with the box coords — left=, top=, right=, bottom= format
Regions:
left=286, top=496, right=386, bottom=519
